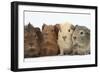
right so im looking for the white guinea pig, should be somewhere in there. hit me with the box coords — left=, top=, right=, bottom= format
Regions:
left=56, top=22, right=75, bottom=55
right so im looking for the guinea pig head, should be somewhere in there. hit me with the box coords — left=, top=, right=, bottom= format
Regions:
left=42, top=23, right=58, bottom=40
left=72, top=25, right=90, bottom=46
left=56, top=22, right=75, bottom=41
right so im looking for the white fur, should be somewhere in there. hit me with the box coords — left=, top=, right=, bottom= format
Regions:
left=57, top=22, right=74, bottom=55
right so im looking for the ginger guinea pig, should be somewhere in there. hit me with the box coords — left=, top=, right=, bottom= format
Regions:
left=40, top=24, right=60, bottom=56
left=72, top=25, right=90, bottom=55
left=56, top=22, right=75, bottom=55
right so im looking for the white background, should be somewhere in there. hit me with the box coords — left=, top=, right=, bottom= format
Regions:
left=0, top=0, right=99, bottom=73
left=24, top=10, right=91, bottom=29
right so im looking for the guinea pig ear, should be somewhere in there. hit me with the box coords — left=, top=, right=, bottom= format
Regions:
left=55, top=24, right=61, bottom=32
left=42, top=23, right=46, bottom=30
left=86, top=28, right=90, bottom=35
left=71, top=25, right=75, bottom=30
left=35, top=27, right=41, bottom=33
left=28, top=22, right=34, bottom=29
left=35, top=28, right=41, bottom=36
left=35, top=27, right=40, bottom=32
left=75, top=25, right=78, bottom=27
left=74, top=25, right=78, bottom=29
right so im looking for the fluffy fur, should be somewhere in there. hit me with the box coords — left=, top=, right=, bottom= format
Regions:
left=24, top=23, right=41, bottom=58
left=40, top=24, right=60, bottom=56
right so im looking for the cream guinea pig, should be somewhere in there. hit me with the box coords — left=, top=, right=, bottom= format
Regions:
left=56, top=22, right=75, bottom=55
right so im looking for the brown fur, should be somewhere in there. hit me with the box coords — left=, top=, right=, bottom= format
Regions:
left=24, top=23, right=40, bottom=58
left=35, top=27, right=43, bottom=46
left=40, top=24, right=60, bottom=56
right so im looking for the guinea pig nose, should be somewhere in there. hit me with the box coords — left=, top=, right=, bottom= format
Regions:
left=73, top=36, right=76, bottom=40
left=62, top=36, right=67, bottom=41
left=29, top=42, right=33, bottom=46
left=29, top=49, right=35, bottom=52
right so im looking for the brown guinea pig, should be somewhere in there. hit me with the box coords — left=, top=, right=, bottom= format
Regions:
left=40, top=23, right=60, bottom=56
left=24, top=23, right=40, bottom=58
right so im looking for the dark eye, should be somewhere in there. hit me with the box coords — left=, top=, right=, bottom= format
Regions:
left=51, top=30, right=54, bottom=32
left=80, top=31, right=83, bottom=35
left=68, top=29, right=70, bottom=32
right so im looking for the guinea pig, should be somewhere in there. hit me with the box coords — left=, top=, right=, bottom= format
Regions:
left=72, top=25, right=90, bottom=55
left=56, top=22, right=75, bottom=55
left=24, top=23, right=40, bottom=58
left=40, top=24, right=60, bottom=56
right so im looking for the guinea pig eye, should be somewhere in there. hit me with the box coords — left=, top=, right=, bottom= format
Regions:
left=51, top=30, right=54, bottom=32
left=80, top=31, right=83, bottom=35
left=68, top=29, right=70, bottom=32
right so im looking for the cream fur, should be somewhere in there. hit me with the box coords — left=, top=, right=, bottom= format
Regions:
left=57, top=22, right=74, bottom=55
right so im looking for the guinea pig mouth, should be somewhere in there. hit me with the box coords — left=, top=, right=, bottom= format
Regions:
left=28, top=48, right=36, bottom=52
left=73, top=36, right=76, bottom=40
left=62, top=36, right=67, bottom=41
